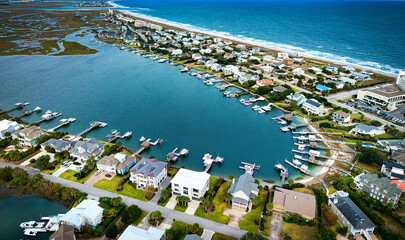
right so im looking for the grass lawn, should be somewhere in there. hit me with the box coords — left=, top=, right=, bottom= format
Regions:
left=351, top=113, right=370, bottom=122
left=174, top=204, right=187, bottom=212
left=59, top=169, right=80, bottom=182
left=357, top=162, right=379, bottom=173
left=239, top=189, right=270, bottom=236
left=194, top=181, right=231, bottom=224
left=94, top=176, right=146, bottom=201
left=324, top=128, right=347, bottom=134
left=133, top=211, right=148, bottom=226
left=194, top=66, right=205, bottom=71
left=42, top=164, right=61, bottom=174
left=122, top=149, right=133, bottom=155
left=211, top=232, right=237, bottom=240
left=171, top=221, right=204, bottom=236
left=292, top=187, right=314, bottom=195
left=282, top=222, right=316, bottom=240
left=328, top=188, right=337, bottom=195
left=377, top=212, right=405, bottom=237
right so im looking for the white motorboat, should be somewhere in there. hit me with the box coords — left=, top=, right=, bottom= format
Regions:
left=33, top=106, right=41, bottom=112
left=69, top=118, right=77, bottom=122
left=298, top=145, right=305, bottom=151
left=197, top=75, right=205, bottom=80
left=23, top=102, right=30, bottom=106
left=51, top=112, right=59, bottom=116
left=239, top=99, right=246, bottom=104
left=157, top=59, right=167, bottom=63
left=258, top=109, right=266, bottom=114
left=252, top=105, right=260, bottom=111
left=45, top=110, right=52, bottom=114
left=24, top=230, right=37, bottom=236
left=139, top=136, right=146, bottom=142
left=189, top=72, right=198, bottom=76
left=122, top=131, right=132, bottom=138
left=223, top=91, right=231, bottom=96
left=215, top=156, right=224, bottom=163
left=111, top=129, right=118, bottom=134
left=41, top=113, right=52, bottom=120
left=20, top=221, right=36, bottom=229
left=244, top=101, right=253, bottom=106
left=227, top=93, right=237, bottom=98
left=170, top=62, right=178, bottom=66
left=281, top=127, right=290, bottom=132
left=293, top=159, right=302, bottom=166
left=300, top=165, right=309, bottom=171
left=179, top=148, right=189, bottom=156
left=261, top=104, right=272, bottom=112
left=180, top=67, right=190, bottom=73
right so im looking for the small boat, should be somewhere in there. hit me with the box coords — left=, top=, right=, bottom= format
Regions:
left=122, top=131, right=132, bottom=138
left=20, top=221, right=35, bottom=229
left=258, top=109, right=266, bottom=114
left=244, top=101, right=253, bottom=106
left=139, top=136, right=146, bottom=142
left=23, top=230, right=37, bottom=236
left=239, top=99, right=246, bottom=104
left=261, top=104, right=272, bottom=112
left=204, top=80, right=213, bottom=86
left=33, top=106, right=41, bottom=112
left=197, top=75, right=205, bottom=80
left=170, top=62, right=178, bottom=66
left=69, top=118, right=76, bottom=122
left=179, top=148, right=189, bottom=156
left=293, top=159, right=302, bottom=166
left=157, top=59, right=167, bottom=63
left=298, top=145, right=305, bottom=151
left=281, top=127, right=290, bottom=132
left=23, top=102, right=30, bottom=106
left=111, top=129, right=118, bottom=134
left=215, top=156, right=224, bottom=163
left=204, top=74, right=212, bottom=78
left=51, top=112, right=59, bottom=116
left=180, top=67, right=190, bottom=73
left=227, top=93, right=237, bottom=98
left=300, top=165, right=309, bottom=171
left=252, top=105, right=260, bottom=111
left=41, top=113, right=52, bottom=120
left=223, top=91, right=231, bottom=96
left=189, top=72, right=198, bottom=76
left=45, top=110, right=52, bottom=114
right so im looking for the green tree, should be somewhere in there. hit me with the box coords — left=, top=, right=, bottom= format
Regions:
left=127, top=205, right=142, bottom=223
left=288, top=178, right=294, bottom=186
left=358, top=148, right=387, bottom=165
left=111, top=197, right=122, bottom=207
left=189, top=223, right=200, bottom=234
left=228, top=174, right=234, bottom=180
left=105, top=222, right=118, bottom=239
left=241, top=232, right=266, bottom=240
left=0, top=166, right=13, bottom=182
left=149, top=211, right=163, bottom=226
left=106, top=208, right=119, bottom=218
left=165, top=228, right=186, bottom=240
left=121, top=209, right=130, bottom=224
left=35, top=155, right=51, bottom=170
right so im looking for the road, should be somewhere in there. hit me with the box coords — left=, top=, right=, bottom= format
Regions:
left=0, top=162, right=247, bottom=239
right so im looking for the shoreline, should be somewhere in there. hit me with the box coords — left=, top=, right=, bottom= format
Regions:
left=108, top=1, right=398, bottom=77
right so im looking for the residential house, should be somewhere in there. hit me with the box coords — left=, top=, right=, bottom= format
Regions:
left=130, top=158, right=167, bottom=189
left=118, top=226, right=164, bottom=240
left=97, top=153, right=136, bottom=175
left=273, top=187, right=316, bottom=219
left=285, top=92, right=307, bottom=106
left=40, top=139, right=72, bottom=152
left=274, top=70, right=287, bottom=76
left=273, top=86, right=287, bottom=93
left=171, top=168, right=210, bottom=201
left=308, top=67, right=322, bottom=75
left=263, top=55, right=275, bottom=62
left=354, top=173, right=402, bottom=206
left=351, top=72, right=370, bottom=80
left=171, top=49, right=183, bottom=56
left=228, top=173, right=259, bottom=211
left=256, top=79, right=274, bottom=87
left=326, top=64, right=339, bottom=74
left=199, top=48, right=212, bottom=55
left=60, top=200, right=103, bottom=231
left=49, top=224, right=75, bottom=240
left=184, top=234, right=203, bottom=240
left=277, top=52, right=289, bottom=59
left=381, top=161, right=405, bottom=191
left=192, top=53, right=203, bottom=60
left=292, top=68, right=305, bottom=75
left=332, top=111, right=351, bottom=124
left=316, top=84, right=331, bottom=92
left=0, top=120, right=21, bottom=139
left=238, top=73, right=259, bottom=85
left=294, top=58, right=305, bottom=64
left=340, top=76, right=356, bottom=85
left=283, top=58, right=294, bottom=65
left=349, top=123, right=385, bottom=137
left=272, top=62, right=285, bottom=69
left=224, top=39, right=232, bottom=45
left=261, top=65, right=274, bottom=73
left=12, top=125, right=46, bottom=147
left=69, top=138, right=104, bottom=161
left=224, top=52, right=234, bottom=59
left=328, top=191, right=376, bottom=237
left=342, top=66, right=355, bottom=72
left=302, top=99, right=324, bottom=115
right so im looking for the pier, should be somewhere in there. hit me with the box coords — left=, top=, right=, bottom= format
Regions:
left=274, top=163, right=289, bottom=185
left=285, top=159, right=312, bottom=176
left=293, top=142, right=356, bottom=153
left=292, top=135, right=351, bottom=145
left=292, top=149, right=353, bottom=166
left=202, top=153, right=224, bottom=172
left=0, top=102, right=27, bottom=113
left=167, top=148, right=180, bottom=162
left=106, top=130, right=132, bottom=143
left=48, top=118, right=76, bottom=132
left=75, top=121, right=107, bottom=137
left=239, top=161, right=260, bottom=175
left=15, top=107, right=41, bottom=118
left=281, top=123, right=308, bottom=132
left=34, top=112, right=62, bottom=124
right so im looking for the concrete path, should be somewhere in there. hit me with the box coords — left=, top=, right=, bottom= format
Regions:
left=201, top=229, right=215, bottom=240
left=52, top=166, right=68, bottom=177
left=150, top=177, right=171, bottom=204
left=185, top=200, right=199, bottom=215
left=270, top=211, right=284, bottom=240
left=165, top=196, right=177, bottom=209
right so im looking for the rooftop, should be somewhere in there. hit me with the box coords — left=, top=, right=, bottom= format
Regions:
left=171, top=168, right=210, bottom=190
left=273, top=187, right=316, bottom=219
left=367, top=84, right=405, bottom=98
left=118, top=226, right=164, bottom=240
left=130, top=158, right=167, bottom=177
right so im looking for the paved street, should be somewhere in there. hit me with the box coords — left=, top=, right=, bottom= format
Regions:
left=0, top=162, right=247, bottom=239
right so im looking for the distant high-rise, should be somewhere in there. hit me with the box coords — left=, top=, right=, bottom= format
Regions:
left=397, top=70, right=405, bottom=92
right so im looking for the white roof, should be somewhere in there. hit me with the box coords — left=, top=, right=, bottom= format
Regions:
left=61, top=200, right=103, bottom=228
left=119, top=226, right=164, bottom=240
left=0, top=119, right=21, bottom=138
left=171, top=168, right=210, bottom=190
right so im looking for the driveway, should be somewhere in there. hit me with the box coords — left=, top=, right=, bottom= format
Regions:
left=165, top=196, right=177, bottom=209
left=185, top=200, right=199, bottom=215
left=223, top=207, right=246, bottom=228
left=0, top=162, right=248, bottom=239
left=201, top=229, right=215, bottom=240
left=137, top=212, right=173, bottom=231
left=150, top=177, right=171, bottom=204
left=84, top=170, right=108, bottom=186
left=52, top=166, right=69, bottom=177
left=270, top=210, right=284, bottom=240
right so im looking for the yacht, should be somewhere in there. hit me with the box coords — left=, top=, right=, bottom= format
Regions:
left=293, top=159, right=302, bottom=166
left=197, top=75, right=205, bottom=80
left=244, top=101, right=253, bottom=106
left=122, top=131, right=132, bottom=138
left=223, top=91, right=231, bottom=96
left=180, top=67, right=190, bottom=73
left=45, top=110, right=52, bottom=114
left=204, top=80, right=213, bottom=86
left=179, top=148, right=189, bottom=156
left=157, top=59, right=167, bottom=63
left=215, top=156, right=224, bottom=163
left=23, top=230, right=37, bottom=236
left=252, top=105, right=260, bottom=111
left=258, top=109, right=266, bottom=114
left=20, top=221, right=36, bottom=229
left=239, top=99, right=246, bottom=104
left=139, top=136, right=146, bottom=142
left=261, top=104, right=272, bottom=112
left=23, top=102, right=30, bottom=106
left=111, top=129, right=118, bottom=135
left=33, top=106, right=41, bottom=112
left=189, top=72, right=198, bottom=76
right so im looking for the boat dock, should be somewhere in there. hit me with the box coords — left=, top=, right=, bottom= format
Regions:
left=293, top=142, right=356, bottom=154
left=106, top=130, right=132, bottom=143
left=0, top=102, right=28, bottom=113
left=48, top=118, right=76, bottom=132
left=281, top=123, right=308, bottom=131
left=274, top=163, right=289, bottom=185
left=167, top=148, right=180, bottom=162
left=285, top=159, right=313, bottom=176
left=15, top=107, right=41, bottom=118
left=292, top=135, right=351, bottom=145
left=75, top=121, right=107, bottom=137
left=202, top=153, right=224, bottom=172
left=239, top=161, right=260, bottom=175
left=34, top=112, right=62, bottom=124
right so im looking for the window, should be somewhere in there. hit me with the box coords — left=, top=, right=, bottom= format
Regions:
left=174, top=184, right=179, bottom=187
left=193, top=188, right=199, bottom=193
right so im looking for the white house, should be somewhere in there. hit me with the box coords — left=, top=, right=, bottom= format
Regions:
left=130, top=158, right=167, bottom=189
left=292, top=68, right=305, bottom=75
left=263, top=55, right=275, bottom=62
left=171, top=49, right=183, bottom=56
left=261, top=65, right=274, bottom=73
left=171, top=168, right=210, bottom=201
left=340, top=76, right=356, bottom=85
left=97, top=153, right=136, bottom=175
left=192, top=53, right=203, bottom=60
left=60, top=200, right=103, bottom=231
left=0, top=120, right=21, bottom=139
left=285, top=92, right=307, bottom=106
left=302, top=99, right=324, bottom=115
left=228, top=173, right=259, bottom=211
left=308, top=67, right=322, bottom=75
left=326, top=64, right=339, bottom=74
left=277, top=52, right=289, bottom=59
left=119, top=226, right=164, bottom=240
left=349, top=123, right=385, bottom=137
left=332, top=111, right=351, bottom=124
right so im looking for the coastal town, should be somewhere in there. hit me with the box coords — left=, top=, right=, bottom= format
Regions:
left=0, top=1, right=405, bottom=240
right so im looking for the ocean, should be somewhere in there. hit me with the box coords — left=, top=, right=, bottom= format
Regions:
left=114, top=0, right=405, bottom=74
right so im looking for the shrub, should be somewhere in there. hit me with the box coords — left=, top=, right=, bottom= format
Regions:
left=30, top=159, right=36, bottom=163
left=93, top=225, right=105, bottom=237
left=319, top=122, right=332, bottom=128
left=337, top=226, right=348, bottom=235
left=105, top=222, right=118, bottom=239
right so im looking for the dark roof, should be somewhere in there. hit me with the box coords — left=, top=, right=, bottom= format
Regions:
left=305, top=99, right=321, bottom=108
left=130, top=158, right=167, bottom=177
left=383, top=161, right=405, bottom=171
left=329, top=196, right=375, bottom=230
left=184, top=234, right=203, bottom=240
left=49, top=224, right=75, bottom=240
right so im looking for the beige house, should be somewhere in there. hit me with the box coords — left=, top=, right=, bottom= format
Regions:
left=12, top=126, right=46, bottom=147
left=273, top=187, right=316, bottom=219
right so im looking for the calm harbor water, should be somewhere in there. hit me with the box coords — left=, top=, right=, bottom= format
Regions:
left=0, top=30, right=315, bottom=182
left=116, top=0, right=405, bottom=74
left=0, top=188, right=68, bottom=240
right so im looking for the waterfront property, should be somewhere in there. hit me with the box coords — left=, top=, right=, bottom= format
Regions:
left=118, top=225, right=164, bottom=240
left=171, top=168, right=210, bottom=201
left=129, top=158, right=167, bottom=189
left=273, top=187, right=316, bottom=219
left=354, top=173, right=402, bottom=206
left=49, top=224, right=75, bottom=240
left=328, top=191, right=375, bottom=237
left=301, top=99, right=324, bottom=115
left=40, top=139, right=72, bottom=152
left=285, top=92, right=307, bottom=106
left=0, top=119, right=21, bottom=139
left=381, top=161, right=405, bottom=191
left=227, top=173, right=259, bottom=211
left=331, top=111, right=351, bottom=124
left=97, top=153, right=136, bottom=175
left=60, top=199, right=103, bottom=231
left=12, top=125, right=46, bottom=147
left=349, top=123, right=385, bottom=137
left=69, top=138, right=104, bottom=162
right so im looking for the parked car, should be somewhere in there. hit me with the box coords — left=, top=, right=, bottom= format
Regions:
left=94, top=170, right=100, bottom=176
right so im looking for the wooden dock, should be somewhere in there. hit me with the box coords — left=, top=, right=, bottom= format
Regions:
left=274, top=163, right=289, bottom=185
left=293, top=142, right=356, bottom=154
left=76, top=121, right=107, bottom=137
left=285, top=159, right=313, bottom=176
left=0, top=103, right=25, bottom=113
left=239, top=161, right=260, bottom=175
left=203, top=154, right=224, bottom=172
left=34, top=113, right=62, bottom=124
